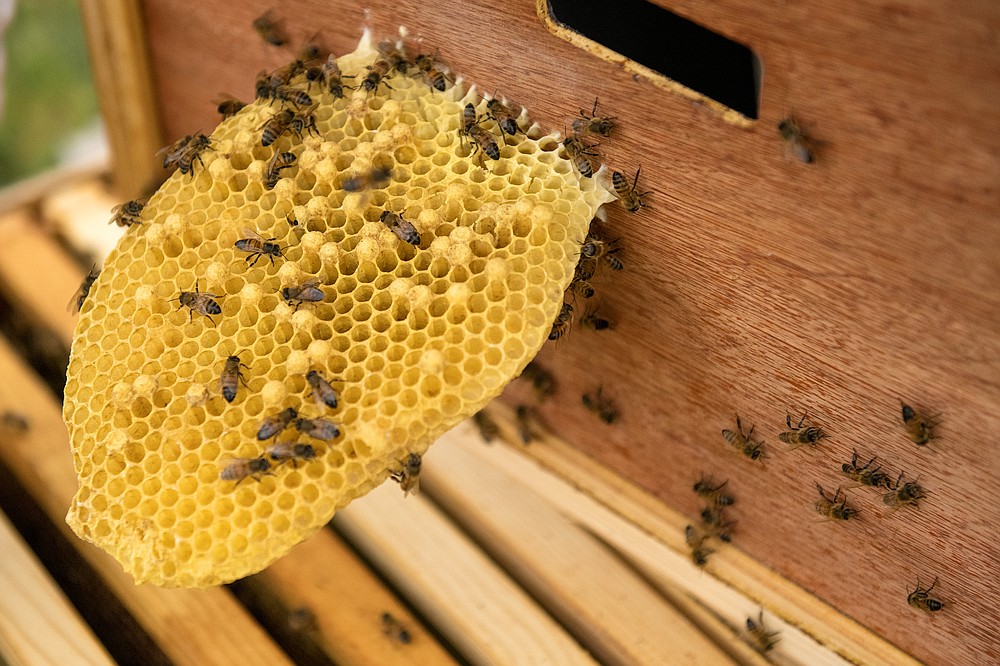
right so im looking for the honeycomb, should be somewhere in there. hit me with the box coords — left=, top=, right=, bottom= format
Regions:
left=63, top=32, right=614, bottom=587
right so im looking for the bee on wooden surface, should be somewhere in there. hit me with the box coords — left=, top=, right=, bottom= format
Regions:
left=343, top=166, right=392, bottom=192
left=572, top=98, right=616, bottom=138
left=305, top=370, right=339, bottom=409
left=582, top=386, right=618, bottom=424
left=746, top=611, right=780, bottom=653
left=109, top=198, right=147, bottom=227
left=900, top=401, right=939, bottom=446
left=563, top=133, right=599, bottom=178
left=281, top=278, right=325, bottom=309
left=173, top=280, right=221, bottom=324
left=259, top=108, right=295, bottom=147
left=67, top=265, right=100, bottom=314
left=252, top=9, right=288, bottom=47
left=814, top=484, right=859, bottom=521
left=722, top=415, right=764, bottom=461
left=361, top=56, right=393, bottom=94
left=378, top=40, right=411, bottom=74
left=574, top=256, right=598, bottom=283
left=515, top=404, right=538, bottom=444
left=275, top=85, right=313, bottom=108
left=380, top=210, right=421, bottom=245
left=390, top=453, right=422, bottom=496
left=882, top=472, right=924, bottom=509
left=321, top=55, right=352, bottom=98
left=380, top=611, right=413, bottom=644
left=840, top=450, right=890, bottom=488
left=778, top=413, right=828, bottom=449
left=548, top=301, right=573, bottom=341
left=580, top=236, right=623, bottom=271
left=907, top=578, right=944, bottom=614
left=214, top=94, right=246, bottom=119
left=235, top=228, right=285, bottom=266
left=472, top=409, right=500, bottom=443
left=257, top=407, right=298, bottom=440
left=580, top=307, right=613, bottom=331
left=568, top=278, right=595, bottom=300
left=220, top=352, right=250, bottom=403
left=264, top=151, right=297, bottom=189
left=522, top=361, right=556, bottom=401
left=486, top=97, right=521, bottom=137
left=290, top=105, right=319, bottom=138
left=220, top=456, right=272, bottom=484
left=414, top=52, right=447, bottom=91
left=295, top=416, right=341, bottom=440
left=265, top=442, right=316, bottom=468
left=612, top=168, right=650, bottom=213
left=693, top=475, right=734, bottom=507
left=685, top=525, right=714, bottom=567
left=778, top=117, right=815, bottom=164
left=699, top=506, right=735, bottom=542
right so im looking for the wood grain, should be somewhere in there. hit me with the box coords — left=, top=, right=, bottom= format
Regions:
left=0, top=509, right=114, bottom=666
left=132, top=2, right=1000, bottom=664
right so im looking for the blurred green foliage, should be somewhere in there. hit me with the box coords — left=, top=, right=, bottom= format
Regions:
left=0, top=0, right=100, bottom=187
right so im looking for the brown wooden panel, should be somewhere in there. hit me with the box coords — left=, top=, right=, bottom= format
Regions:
left=134, top=2, right=1000, bottom=664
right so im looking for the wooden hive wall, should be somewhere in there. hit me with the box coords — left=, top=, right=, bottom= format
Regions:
left=124, top=2, right=1000, bottom=664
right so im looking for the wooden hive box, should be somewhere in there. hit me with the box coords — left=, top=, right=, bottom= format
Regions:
left=7, top=0, right=990, bottom=664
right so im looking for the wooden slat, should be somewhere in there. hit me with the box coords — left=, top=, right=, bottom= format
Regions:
left=334, top=485, right=599, bottom=666
left=461, top=408, right=920, bottom=666
left=0, top=508, right=114, bottom=666
left=421, top=428, right=738, bottom=666
left=246, top=527, right=460, bottom=666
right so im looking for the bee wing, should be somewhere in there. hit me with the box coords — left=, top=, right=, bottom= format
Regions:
left=241, top=227, right=265, bottom=242
left=299, top=278, right=321, bottom=289
left=66, top=288, right=84, bottom=314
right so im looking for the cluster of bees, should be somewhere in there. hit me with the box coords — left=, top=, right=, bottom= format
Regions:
left=685, top=475, right=735, bottom=566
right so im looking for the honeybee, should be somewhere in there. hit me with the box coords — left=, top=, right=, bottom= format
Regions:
left=275, top=85, right=313, bottom=108
left=377, top=40, right=411, bottom=74
left=814, top=484, right=859, bottom=521
left=486, top=97, right=521, bottom=137
left=264, top=151, right=297, bottom=189
left=305, top=370, right=339, bottom=409
left=515, top=404, right=538, bottom=444
left=259, top=108, right=295, bottom=146
left=174, top=280, right=221, bottom=324
left=472, top=409, right=500, bottom=443
left=321, top=55, right=352, bottom=98
left=699, top=506, right=735, bottom=542
left=900, top=401, right=939, bottom=446
left=581, top=307, right=612, bottom=331
left=882, top=472, right=924, bottom=509
left=685, top=525, right=714, bottom=567
left=572, top=98, right=616, bottom=137
left=582, top=386, right=618, bottom=424
left=290, top=105, right=319, bottom=138
left=574, top=256, right=598, bottom=282
left=548, top=302, right=573, bottom=341
left=380, top=210, right=421, bottom=245
left=252, top=9, right=288, bottom=47
left=463, top=122, right=501, bottom=162
left=380, top=612, right=412, bottom=644
left=778, top=118, right=815, bottom=164
left=907, top=578, right=944, bottom=613
left=522, top=361, right=556, bottom=401
left=693, top=475, right=734, bottom=507
left=266, top=441, right=316, bottom=467
left=342, top=166, right=392, bottom=192
left=109, top=198, right=147, bottom=227
left=295, top=416, right=341, bottom=440
left=414, top=52, right=447, bottom=91
left=281, top=278, right=325, bottom=309
left=255, top=70, right=280, bottom=102
left=235, top=228, right=285, bottom=266
left=568, top=278, right=595, bottom=300
left=390, top=453, right=422, bottom=496
left=361, top=57, right=393, bottom=94
left=220, top=456, right=272, bottom=484
left=778, top=413, right=828, bottom=449
left=214, top=94, right=246, bottom=119
left=840, top=450, right=890, bottom=488
left=157, top=133, right=211, bottom=175
left=462, top=102, right=478, bottom=132
left=220, top=352, right=250, bottom=403
left=722, top=415, right=764, bottom=461
left=612, top=168, right=650, bottom=213
left=257, top=407, right=298, bottom=440
left=563, top=133, right=599, bottom=178
left=67, top=265, right=100, bottom=314
left=745, top=611, right=780, bottom=653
